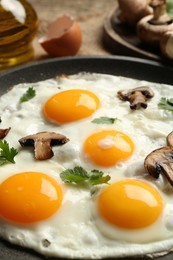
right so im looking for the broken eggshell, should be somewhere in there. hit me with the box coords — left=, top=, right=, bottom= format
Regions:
left=39, top=15, right=82, bottom=57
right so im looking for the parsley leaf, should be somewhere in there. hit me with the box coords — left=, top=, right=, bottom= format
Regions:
left=89, top=169, right=111, bottom=185
left=60, top=167, right=89, bottom=183
left=92, top=116, right=119, bottom=124
left=60, top=166, right=111, bottom=186
left=158, top=97, right=173, bottom=112
left=0, top=140, right=18, bottom=166
left=20, top=87, right=36, bottom=103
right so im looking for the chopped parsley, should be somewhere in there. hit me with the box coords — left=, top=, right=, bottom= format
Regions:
left=60, top=166, right=111, bottom=186
left=158, top=97, right=173, bottom=112
left=92, top=116, right=119, bottom=124
left=20, top=87, right=36, bottom=103
left=0, top=140, right=18, bottom=166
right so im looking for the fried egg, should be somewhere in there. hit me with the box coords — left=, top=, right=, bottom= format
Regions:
left=0, top=72, right=173, bottom=259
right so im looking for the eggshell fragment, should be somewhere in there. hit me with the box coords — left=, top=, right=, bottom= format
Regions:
left=39, top=15, right=82, bottom=57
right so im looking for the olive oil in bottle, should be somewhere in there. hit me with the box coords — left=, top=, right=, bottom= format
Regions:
left=0, top=0, right=38, bottom=70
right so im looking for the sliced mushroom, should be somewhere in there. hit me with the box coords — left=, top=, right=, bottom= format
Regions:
left=19, top=131, right=69, bottom=160
left=167, top=131, right=173, bottom=146
left=117, top=86, right=154, bottom=109
left=144, top=146, right=173, bottom=186
left=0, top=127, right=11, bottom=140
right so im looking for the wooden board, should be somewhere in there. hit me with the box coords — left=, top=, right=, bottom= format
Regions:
left=103, top=8, right=172, bottom=63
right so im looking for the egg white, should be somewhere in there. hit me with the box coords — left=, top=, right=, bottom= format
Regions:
left=0, top=73, right=173, bottom=258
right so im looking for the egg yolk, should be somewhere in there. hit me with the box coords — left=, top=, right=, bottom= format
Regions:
left=0, top=172, right=63, bottom=224
left=83, top=130, right=134, bottom=167
left=43, top=89, right=100, bottom=123
left=98, top=179, right=163, bottom=229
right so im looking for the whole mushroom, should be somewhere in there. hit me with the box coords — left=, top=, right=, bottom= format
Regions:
left=137, top=0, right=173, bottom=47
left=117, top=0, right=153, bottom=26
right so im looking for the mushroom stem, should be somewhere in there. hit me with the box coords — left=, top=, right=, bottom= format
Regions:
left=34, top=140, right=53, bottom=160
left=149, top=0, right=172, bottom=25
left=128, top=91, right=148, bottom=109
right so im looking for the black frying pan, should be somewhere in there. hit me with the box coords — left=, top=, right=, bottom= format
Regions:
left=0, top=56, right=173, bottom=260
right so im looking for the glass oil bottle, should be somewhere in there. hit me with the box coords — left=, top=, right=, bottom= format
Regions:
left=0, top=0, right=38, bottom=70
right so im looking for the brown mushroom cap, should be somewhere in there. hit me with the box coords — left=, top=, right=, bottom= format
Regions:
left=19, top=131, right=69, bottom=160
left=117, top=86, right=154, bottom=110
left=144, top=146, right=173, bottom=185
left=0, top=128, right=11, bottom=140
left=117, top=0, right=153, bottom=26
